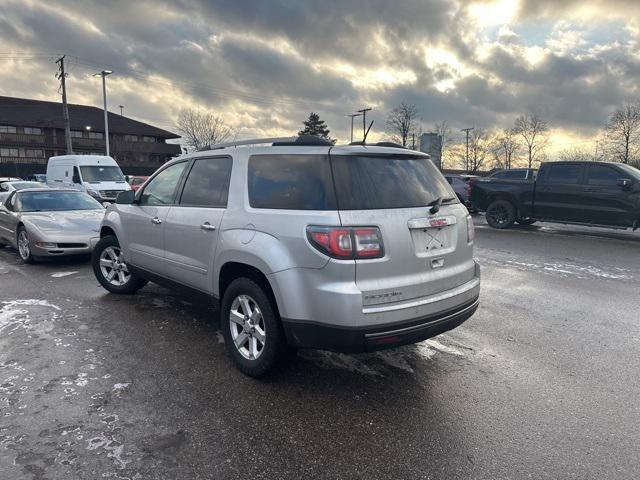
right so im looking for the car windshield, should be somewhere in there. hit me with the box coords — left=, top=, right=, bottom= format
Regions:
left=11, top=182, right=44, bottom=190
left=17, top=191, right=103, bottom=212
left=80, top=165, right=125, bottom=182
left=330, top=154, right=457, bottom=210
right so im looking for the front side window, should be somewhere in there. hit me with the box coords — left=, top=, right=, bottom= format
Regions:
left=79, top=166, right=125, bottom=182
left=139, top=161, right=187, bottom=206
left=248, top=155, right=336, bottom=210
left=16, top=191, right=102, bottom=212
left=587, top=165, right=621, bottom=186
left=491, top=171, right=507, bottom=179
left=179, top=157, right=232, bottom=207
left=331, top=154, right=456, bottom=210
left=546, top=164, right=582, bottom=184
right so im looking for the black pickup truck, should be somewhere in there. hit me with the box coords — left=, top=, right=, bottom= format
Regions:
left=470, top=161, right=640, bottom=230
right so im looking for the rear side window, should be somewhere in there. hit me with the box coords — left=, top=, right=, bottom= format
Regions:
left=587, top=165, right=620, bottom=186
left=248, top=155, right=336, bottom=210
left=546, top=164, right=582, bottom=184
left=330, top=155, right=455, bottom=210
left=180, top=157, right=232, bottom=207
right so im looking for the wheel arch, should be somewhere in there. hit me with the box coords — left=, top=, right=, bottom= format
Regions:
left=218, top=261, right=280, bottom=318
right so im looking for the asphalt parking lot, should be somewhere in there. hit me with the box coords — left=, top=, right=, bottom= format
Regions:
left=1, top=218, right=639, bottom=480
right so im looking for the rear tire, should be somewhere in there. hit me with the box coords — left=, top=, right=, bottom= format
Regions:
left=17, top=227, right=37, bottom=264
left=221, top=277, right=288, bottom=377
left=92, top=235, right=147, bottom=294
left=485, top=200, right=516, bottom=229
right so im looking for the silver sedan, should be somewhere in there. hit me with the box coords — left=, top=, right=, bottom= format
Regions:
left=0, top=188, right=105, bottom=263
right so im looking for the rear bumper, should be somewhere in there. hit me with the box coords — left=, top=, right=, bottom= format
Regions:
left=282, top=296, right=479, bottom=353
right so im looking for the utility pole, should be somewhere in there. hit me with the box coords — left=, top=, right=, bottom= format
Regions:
left=357, top=107, right=372, bottom=141
left=411, top=133, right=416, bottom=150
left=94, top=70, right=113, bottom=156
left=119, top=105, right=124, bottom=116
left=461, top=127, right=474, bottom=172
left=346, top=113, right=361, bottom=143
left=56, top=55, right=73, bottom=154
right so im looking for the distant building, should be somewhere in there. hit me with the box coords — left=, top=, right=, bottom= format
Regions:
left=0, top=96, right=181, bottom=172
left=419, top=133, right=442, bottom=169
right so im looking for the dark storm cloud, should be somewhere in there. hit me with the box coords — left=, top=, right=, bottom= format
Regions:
left=0, top=0, right=639, bottom=141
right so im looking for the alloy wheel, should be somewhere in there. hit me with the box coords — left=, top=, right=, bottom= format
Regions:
left=488, top=204, right=508, bottom=225
left=99, top=246, right=131, bottom=286
left=17, top=230, right=30, bottom=260
left=229, top=294, right=266, bottom=360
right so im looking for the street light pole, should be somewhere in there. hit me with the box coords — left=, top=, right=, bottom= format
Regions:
left=94, top=70, right=113, bottom=156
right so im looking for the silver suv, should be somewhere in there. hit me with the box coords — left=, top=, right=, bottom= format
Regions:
left=92, top=136, right=480, bottom=376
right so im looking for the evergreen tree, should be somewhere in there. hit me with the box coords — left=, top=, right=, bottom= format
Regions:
left=299, top=112, right=334, bottom=142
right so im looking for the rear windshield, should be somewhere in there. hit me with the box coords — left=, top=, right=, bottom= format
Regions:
left=331, top=154, right=456, bottom=210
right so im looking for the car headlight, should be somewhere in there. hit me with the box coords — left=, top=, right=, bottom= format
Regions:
left=35, top=241, right=57, bottom=248
left=466, top=215, right=475, bottom=243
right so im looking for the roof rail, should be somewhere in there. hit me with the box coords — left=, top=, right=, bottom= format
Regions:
left=347, top=141, right=407, bottom=148
left=198, top=135, right=333, bottom=151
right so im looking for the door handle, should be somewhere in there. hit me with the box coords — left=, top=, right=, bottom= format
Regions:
left=200, top=222, right=216, bottom=231
left=151, top=217, right=162, bottom=225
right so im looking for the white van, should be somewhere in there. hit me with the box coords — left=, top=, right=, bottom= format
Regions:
left=46, top=155, right=131, bottom=202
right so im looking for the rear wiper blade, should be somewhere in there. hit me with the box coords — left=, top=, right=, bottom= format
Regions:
left=441, top=196, right=457, bottom=203
left=428, top=197, right=442, bottom=214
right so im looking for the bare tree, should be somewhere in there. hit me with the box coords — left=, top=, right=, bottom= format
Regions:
left=495, top=128, right=520, bottom=169
left=175, top=108, right=234, bottom=152
left=558, top=147, right=593, bottom=162
left=604, top=102, right=640, bottom=165
left=433, top=121, right=452, bottom=162
left=386, top=102, right=419, bottom=147
left=514, top=113, right=549, bottom=168
left=468, top=129, right=491, bottom=173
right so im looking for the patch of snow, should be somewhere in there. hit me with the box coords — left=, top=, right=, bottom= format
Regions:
left=425, top=339, right=465, bottom=356
left=216, top=331, right=225, bottom=344
left=2, top=299, right=60, bottom=310
left=51, top=271, right=78, bottom=278
left=112, top=382, right=130, bottom=392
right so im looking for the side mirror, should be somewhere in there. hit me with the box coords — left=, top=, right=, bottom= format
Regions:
left=116, top=190, right=136, bottom=204
left=72, top=174, right=81, bottom=184
left=617, top=178, right=632, bottom=189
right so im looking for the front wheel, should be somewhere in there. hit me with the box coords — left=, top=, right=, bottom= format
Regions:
left=17, top=227, right=37, bottom=264
left=221, top=277, right=288, bottom=377
left=485, top=200, right=516, bottom=229
left=92, top=235, right=147, bottom=294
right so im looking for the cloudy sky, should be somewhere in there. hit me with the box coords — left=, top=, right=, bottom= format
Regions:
left=1, top=0, right=639, bottom=152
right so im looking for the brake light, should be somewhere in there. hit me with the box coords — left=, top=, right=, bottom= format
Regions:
left=466, top=215, right=475, bottom=243
left=307, top=226, right=384, bottom=259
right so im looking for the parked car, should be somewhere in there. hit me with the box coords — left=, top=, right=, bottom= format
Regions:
left=444, top=175, right=471, bottom=204
left=25, top=173, right=47, bottom=183
left=0, top=181, right=48, bottom=204
left=46, top=155, right=131, bottom=202
left=488, top=168, right=537, bottom=180
left=126, top=175, right=149, bottom=192
left=471, top=161, right=640, bottom=229
left=0, top=188, right=104, bottom=263
left=92, top=136, right=481, bottom=376
left=0, top=177, right=21, bottom=183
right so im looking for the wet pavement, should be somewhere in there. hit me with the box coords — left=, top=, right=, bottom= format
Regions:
left=1, top=219, right=639, bottom=479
